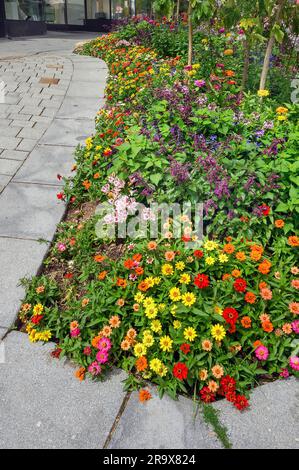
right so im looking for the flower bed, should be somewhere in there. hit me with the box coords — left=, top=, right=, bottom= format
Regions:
left=19, top=21, right=299, bottom=411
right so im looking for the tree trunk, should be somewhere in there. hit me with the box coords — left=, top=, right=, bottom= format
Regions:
left=259, top=0, right=286, bottom=90
left=241, top=38, right=250, bottom=91
left=176, top=0, right=180, bottom=20
left=188, top=2, right=193, bottom=66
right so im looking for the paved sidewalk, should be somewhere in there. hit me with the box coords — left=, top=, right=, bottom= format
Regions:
left=0, top=34, right=298, bottom=450
left=0, top=33, right=106, bottom=333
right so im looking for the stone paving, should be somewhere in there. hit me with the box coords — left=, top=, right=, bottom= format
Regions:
left=0, top=33, right=298, bottom=450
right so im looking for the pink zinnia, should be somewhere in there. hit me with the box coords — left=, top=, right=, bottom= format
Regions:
left=70, top=327, right=80, bottom=337
left=255, top=345, right=269, bottom=361
left=279, top=368, right=289, bottom=378
left=260, top=288, right=272, bottom=300
left=292, top=320, right=299, bottom=334
left=57, top=243, right=66, bottom=252
left=289, top=356, right=299, bottom=371
left=83, top=346, right=92, bottom=356
left=88, top=361, right=102, bottom=376
left=194, top=79, right=206, bottom=88
left=96, top=350, right=109, bottom=364
left=97, top=337, right=111, bottom=352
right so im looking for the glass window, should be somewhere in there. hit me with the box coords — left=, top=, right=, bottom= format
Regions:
left=86, top=0, right=110, bottom=19
left=66, top=0, right=84, bottom=24
left=111, top=0, right=130, bottom=19
left=44, top=0, right=66, bottom=24
left=5, top=0, right=44, bottom=21
left=135, top=0, right=151, bottom=16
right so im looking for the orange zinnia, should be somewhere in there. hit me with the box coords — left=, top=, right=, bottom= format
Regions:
left=139, top=389, right=152, bottom=402
left=82, top=180, right=91, bottom=190
left=259, top=281, right=268, bottom=290
left=288, top=236, right=299, bottom=247
left=241, top=316, right=252, bottom=328
left=75, top=367, right=86, bottom=381
left=275, top=219, right=284, bottom=228
left=253, top=340, right=263, bottom=349
left=132, top=253, right=142, bottom=262
left=94, top=254, right=105, bottom=262
left=116, top=278, right=127, bottom=288
left=245, top=292, right=256, bottom=304
left=258, top=260, right=272, bottom=275
left=98, top=271, right=107, bottom=280
left=236, top=251, right=246, bottom=261
left=135, top=267, right=144, bottom=276
left=262, top=320, right=274, bottom=333
left=138, top=280, right=149, bottom=291
left=231, top=269, right=241, bottom=278
left=223, top=243, right=235, bottom=254
left=109, top=315, right=121, bottom=328
left=222, top=273, right=231, bottom=281
left=135, top=356, right=148, bottom=372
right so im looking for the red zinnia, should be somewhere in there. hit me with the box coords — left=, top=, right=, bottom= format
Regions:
left=180, top=343, right=191, bottom=354
left=194, top=250, right=204, bottom=258
left=234, top=394, right=249, bottom=411
left=220, top=375, right=236, bottom=393
left=225, top=390, right=237, bottom=403
left=200, top=386, right=216, bottom=403
left=223, top=307, right=239, bottom=325
left=260, top=204, right=270, bottom=216
left=233, top=278, right=247, bottom=293
left=31, top=314, right=43, bottom=325
left=173, top=362, right=188, bottom=381
left=194, top=273, right=210, bottom=289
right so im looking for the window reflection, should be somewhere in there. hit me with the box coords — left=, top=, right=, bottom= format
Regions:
left=66, top=0, right=84, bottom=24
left=44, top=0, right=65, bottom=24
left=86, top=0, right=110, bottom=19
left=5, top=0, right=44, bottom=21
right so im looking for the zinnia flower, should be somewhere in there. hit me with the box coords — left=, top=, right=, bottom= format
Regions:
left=289, top=356, right=299, bottom=371
left=173, top=362, right=188, bottom=381
left=211, top=324, right=226, bottom=341
left=200, top=386, right=216, bottom=403
left=139, top=389, right=152, bottom=402
left=289, top=302, right=299, bottom=315
left=88, top=361, right=101, bottom=376
left=255, top=345, right=269, bottom=361
left=194, top=273, right=210, bottom=289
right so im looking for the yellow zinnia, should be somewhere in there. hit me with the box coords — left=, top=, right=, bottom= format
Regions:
left=134, top=343, right=147, bottom=357
left=211, top=324, right=226, bottom=341
left=159, top=335, right=173, bottom=352
left=181, top=292, right=196, bottom=307
left=183, top=327, right=197, bottom=342
left=169, top=287, right=181, bottom=302
left=179, top=273, right=191, bottom=284
left=257, top=89, right=269, bottom=97
left=151, top=320, right=162, bottom=333
left=161, top=264, right=174, bottom=276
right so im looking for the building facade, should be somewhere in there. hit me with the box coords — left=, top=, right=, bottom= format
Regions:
left=0, top=0, right=151, bottom=37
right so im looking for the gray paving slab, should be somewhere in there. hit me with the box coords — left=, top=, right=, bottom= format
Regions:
left=66, top=81, right=105, bottom=98
left=108, top=385, right=222, bottom=449
left=0, top=332, right=126, bottom=449
left=0, top=237, right=49, bottom=328
left=0, top=174, right=11, bottom=192
left=0, top=149, right=29, bottom=161
left=56, top=96, right=104, bottom=120
left=0, top=327, right=7, bottom=340
left=13, top=145, right=75, bottom=185
left=213, top=378, right=299, bottom=449
left=0, top=158, right=22, bottom=175
left=0, top=182, right=66, bottom=240
left=17, top=138, right=37, bottom=152
left=40, top=118, right=94, bottom=146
